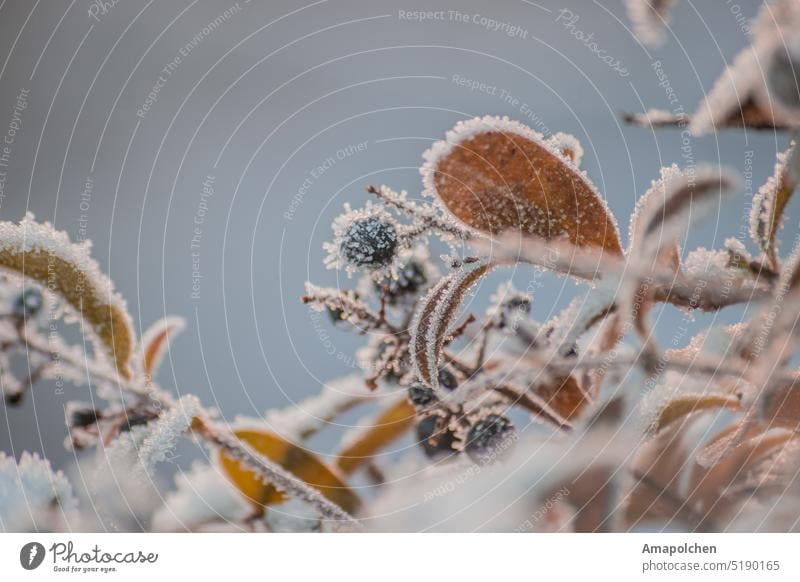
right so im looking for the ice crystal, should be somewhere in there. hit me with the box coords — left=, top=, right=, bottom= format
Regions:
left=0, top=452, right=76, bottom=530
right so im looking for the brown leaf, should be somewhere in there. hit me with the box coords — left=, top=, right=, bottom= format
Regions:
left=761, top=378, right=800, bottom=429
left=532, top=375, right=590, bottom=422
left=335, top=398, right=416, bottom=475
left=218, top=429, right=360, bottom=515
left=410, top=259, right=493, bottom=388
left=687, top=421, right=793, bottom=520
left=649, top=394, right=742, bottom=435
left=423, top=117, right=621, bottom=254
left=751, top=142, right=800, bottom=268
left=140, top=316, right=184, bottom=380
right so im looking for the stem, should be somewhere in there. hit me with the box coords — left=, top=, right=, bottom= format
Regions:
left=192, top=417, right=362, bottom=530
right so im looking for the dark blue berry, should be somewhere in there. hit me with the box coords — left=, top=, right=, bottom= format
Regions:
left=466, top=414, right=515, bottom=462
left=13, top=288, right=43, bottom=318
left=68, top=408, right=100, bottom=428
left=408, top=383, right=436, bottom=407
left=437, top=368, right=458, bottom=391
left=376, top=260, right=427, bottom=303
left=341, top=216, right=398, bottom=268
left=416, top=416, right=457, bottom=459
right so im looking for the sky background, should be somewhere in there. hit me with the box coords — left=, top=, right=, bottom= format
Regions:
left=0, top=0, right=791, bottom=471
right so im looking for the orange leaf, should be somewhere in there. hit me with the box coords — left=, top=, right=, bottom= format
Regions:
left=422, top=116, right=621, bottom=254
left=140, top=316, right=185, bottom=380
left=533, top=375, right=590, bottom=422
left=218, top=429, right=360, bottom=515
left=335, top=398, right=416, bottom=475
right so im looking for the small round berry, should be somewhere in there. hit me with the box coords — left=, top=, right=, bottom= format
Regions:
left=375, top=260, right=427, bottom=303
left=340, top=216, right=398, bottom=268
left=416, top=416, right=458, bottom=459
left=408, top=383, right=436, bottom=407
left=466, top=414, right=515, bottom=463
left=13, top=288, right=43, bottom=318
left=5, top=391, right=23, bottom=405
left=68, top=408, right=100, bottom=428
left=437, top=368, right=458, bottom=391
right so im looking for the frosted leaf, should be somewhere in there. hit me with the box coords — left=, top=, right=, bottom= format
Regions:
left=624, top=0, right=676, bottom=47
left=690, top=46, right=765, bottom=135
left=542, top=279, right=618, bottom=355
left=420, top=115, right=622, bottom=254
left=138, top=316, right=185, bottom=381
left=0, top=451, right=77, bottom=531
left=334, top=396, right=416, bottom=475
left=409, top=258, right=493, bottom=392
left=647, top=394, right=742, bottom=435
left=0, top=213, right=135, bottom=378
left=151, top=461, right=251, bottom=532
left=691, top=2, right=800, bottom=135
left=629, top=165, right=738, bottom=262
left=214, top=422, right=361, bottom=517
left=749, top=141, right=799, bottom=266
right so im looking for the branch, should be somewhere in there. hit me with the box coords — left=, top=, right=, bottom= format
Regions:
left=191, top=417, right=362, bottom=530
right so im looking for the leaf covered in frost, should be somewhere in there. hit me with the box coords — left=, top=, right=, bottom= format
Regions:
left=421, top=116, right=622, bottom=254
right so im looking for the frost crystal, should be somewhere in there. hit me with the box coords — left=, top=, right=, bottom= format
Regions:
left=137, top=395, right=202, bottom=473
left=0, top=452, right=76, bottom=530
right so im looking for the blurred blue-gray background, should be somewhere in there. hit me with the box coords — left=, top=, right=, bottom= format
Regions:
left=0, top=0, right=788, bottom=469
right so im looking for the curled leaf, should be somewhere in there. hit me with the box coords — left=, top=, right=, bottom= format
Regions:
left=750, top=142, right=799, bottom=268
left=335, top=398, right=416, bottom=475
left=218, top=428, right=360, bottom=515
left=688, top=421, right=794, bottom=518
left=0, top=214, right=134, bottom=378
left=648, top=394, right=742, bottom=435
left=421, top=116, right=621, bottom=254
left=630, top=165, right=737, bottom=262
left=761, top=378, right=800, bottom=429
left=410, top=259, right=493, bottom=389
left=140, top=316, right=185, bottom=380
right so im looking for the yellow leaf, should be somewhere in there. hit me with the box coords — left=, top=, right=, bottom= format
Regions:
left=0, top=216, right=134, bottom=378
left=335, top=398, right=416, bottom=475
left=218, top=429, right=360, bottom=515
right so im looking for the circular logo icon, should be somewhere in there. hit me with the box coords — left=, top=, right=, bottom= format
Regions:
left=19, top=542, right=46, bottom=570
